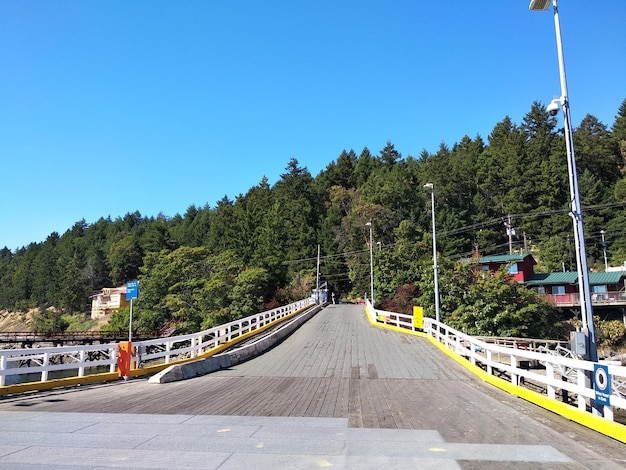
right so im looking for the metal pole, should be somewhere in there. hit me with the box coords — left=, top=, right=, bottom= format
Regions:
left=506, top=215, right=514, bottom=255
left=530, top=0, right=602, bottom=414
left=366, top=221, right=374, bottom=306
left=601, top=230, right=608, bottom=272
left=128, top=298, right=133, bottom=343
left=425, top=183, right=440, bottom=323
left=550, top=0, right=598, bottom=363
left=530, top=0, right=598, bottom=364
left=316, top=244, right=321, bottom=304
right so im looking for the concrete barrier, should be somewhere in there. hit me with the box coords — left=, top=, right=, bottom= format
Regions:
left=149, top=304, right=322, bottom=384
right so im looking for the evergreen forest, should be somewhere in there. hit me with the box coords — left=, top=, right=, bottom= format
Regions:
left=2, top=99, right=626, bottom=341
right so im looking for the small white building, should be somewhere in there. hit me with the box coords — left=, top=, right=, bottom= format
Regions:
left=607, top=261, right=626, bottom=272
left=91, top=286, right=129, bottom=319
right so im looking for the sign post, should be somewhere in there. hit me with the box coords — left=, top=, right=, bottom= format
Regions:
left=126, top=280, right=139, bottom=342
left=118, top=281, right=139, bottom=380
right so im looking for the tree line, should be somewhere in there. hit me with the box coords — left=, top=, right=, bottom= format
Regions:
left=1, top=99, right=625, bottom=338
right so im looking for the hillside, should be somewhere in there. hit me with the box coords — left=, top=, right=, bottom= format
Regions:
left=1, top=100, right=625, bottom=339
left=0, top=310, right=37, bottom=332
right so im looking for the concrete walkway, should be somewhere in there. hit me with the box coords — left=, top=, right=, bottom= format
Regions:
left=0, top=304, right=624, bottom=469
left=0, top=411, right=572, bottom=469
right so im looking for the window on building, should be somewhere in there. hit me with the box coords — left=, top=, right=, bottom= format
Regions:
left=592, top=285, right=607, bottom=293
left=553, top=286, right=566, bottom=295
left=508, top=264, right=519, bottom=274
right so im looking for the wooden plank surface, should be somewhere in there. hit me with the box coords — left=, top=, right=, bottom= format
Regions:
left=0, top=304, right=624, bottom=467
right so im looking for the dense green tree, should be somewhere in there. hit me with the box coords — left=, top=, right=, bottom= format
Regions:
left=234, top=177, right=273, bottom=264
left=206, top=196, right=239, bottom=252
left=9, top=246, right=36, bottom=310
left=315, top=149, right=358, bottom=193
left=29, top=234, right=60, bottom=307
left=575, top=114, right=621, bottom=184
left=535, top=235, right=569, bottom=272
left=379, top=141, right=401, bottom=167
left=474, top=118, right=513, bottom=219
left=108, top=234, right=143, bottom=285
left=448, top=135, right=485, bottom=213
left=56, top=253, right=89, bottom=314
left=229, top=267, right=269, bottom=319
left=611, top=99, right=626, bottom=171
left=520, top=102, right=564, bottom=229
left=353, top=147, right=380, bottom=187
left=34, top=307, right=69, bottom=334
left=444, top=266, right=562, bottom=338
left=268, top=159, right=320, bottom=279
left=1, top=98, right=625, bottom=341
left=100, top=307, right=131, bottom=335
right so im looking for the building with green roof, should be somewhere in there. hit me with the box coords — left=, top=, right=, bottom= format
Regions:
left=468, top=254, right=626, bottom=310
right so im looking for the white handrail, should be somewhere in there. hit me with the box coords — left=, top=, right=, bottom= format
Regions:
left=365, top=299, right=626, bottom=423
left=0, top=298, right=315, bottom=387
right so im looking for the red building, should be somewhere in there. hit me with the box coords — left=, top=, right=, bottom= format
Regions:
left=467, top=254, right=626, bottom=310
left=472, top=254, right=537, bottom=283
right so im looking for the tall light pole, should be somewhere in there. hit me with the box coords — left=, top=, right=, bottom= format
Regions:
left=316, top=244, right=321, bottom=304
left=600, top=230, right=608, bottom=272
left=529, top=0, right=598, bottom=364
left=365, top=221, right=374, bottom=306
left=424, top=183, right=440, bottom=323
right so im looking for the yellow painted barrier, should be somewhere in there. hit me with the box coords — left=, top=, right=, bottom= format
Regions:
left=412, top=306, right=423, bottom=330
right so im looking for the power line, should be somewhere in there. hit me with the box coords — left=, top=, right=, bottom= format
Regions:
left=282, top=248, right=369, bottom=265
left=439, top=202, right=625, bottom=238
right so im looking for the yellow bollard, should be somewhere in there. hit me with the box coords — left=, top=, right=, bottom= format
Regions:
left=412, top=306, right=424, bottom=330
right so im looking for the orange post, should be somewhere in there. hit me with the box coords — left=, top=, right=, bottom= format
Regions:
left=118, top=341, right=133, bottom=378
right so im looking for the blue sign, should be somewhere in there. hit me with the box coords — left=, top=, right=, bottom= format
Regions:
left=593, top=364, right=611, bottom=406
left=126, top=280, right=139, bottom=300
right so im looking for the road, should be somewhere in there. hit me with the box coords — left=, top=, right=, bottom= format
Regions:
left=0, top=304, right=624, bottom=469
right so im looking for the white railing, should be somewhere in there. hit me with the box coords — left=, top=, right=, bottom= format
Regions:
left=133, top=298, right=314, bottom=366
left=0, top=343, right=119, bottom=386
left=364, top=299, right=626, bottom=423
left=0, top=298, right=315, bottom=388
left=542, top=290, right=626, bottom=307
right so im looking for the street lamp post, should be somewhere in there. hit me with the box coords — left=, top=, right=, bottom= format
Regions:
left=365, top=221, right=374, bottom=306
left=529, top=0, right=598, bottom=365
left=424, top=183, right=440, bottom=323
left=600, top=230, right=608, bottom=272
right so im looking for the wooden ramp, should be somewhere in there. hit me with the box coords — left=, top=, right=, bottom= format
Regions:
left=0, top=304, right=624, bottom=468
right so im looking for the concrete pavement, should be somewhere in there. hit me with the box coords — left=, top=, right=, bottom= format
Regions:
left=0, top=411, right=573, bottom=469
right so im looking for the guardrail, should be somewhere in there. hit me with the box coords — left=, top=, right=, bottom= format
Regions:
left=0, top=330, right=159, bottom=344
left=364, top=300, right=626, bottom=423
left=0, top=298, right=315, bottom=388
left=541, top=290, right=626, bottom=307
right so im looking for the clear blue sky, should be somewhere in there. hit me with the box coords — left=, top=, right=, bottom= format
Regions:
left=1, top=0, right=625, bottom=251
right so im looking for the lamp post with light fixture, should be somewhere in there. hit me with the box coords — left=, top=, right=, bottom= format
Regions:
left=365, top=221, right=374, bottom=306
left=529, top=0, right=598, bottom=365
left=600, top=230, right=608, bottom=272
left=424, top=183, right=440, bottom=323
